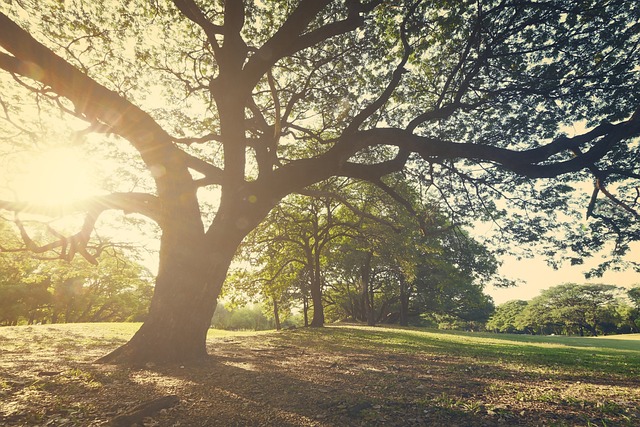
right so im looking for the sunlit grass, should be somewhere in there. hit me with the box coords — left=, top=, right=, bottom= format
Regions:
left=298, top=325, right=640, bottom=378
left=1, top=323, right=637, bottom=426
left=1, top=323, right=637, bottom=378
left=0, top=323, right=269, bottom=357
left=207, top=328, right=273, bottom=339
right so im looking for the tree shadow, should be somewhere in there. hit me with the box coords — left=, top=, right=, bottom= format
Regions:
left=1, top=325, right=639, bottom=426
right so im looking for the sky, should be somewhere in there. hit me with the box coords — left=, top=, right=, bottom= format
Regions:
left=488, top=252, right=640, bottom=304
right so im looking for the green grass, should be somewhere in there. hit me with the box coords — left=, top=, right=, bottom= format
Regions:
left=1, top=323, right=638, bottom=426
left=1, top=323, right=637, bottom=377
left=296, top=325, right=640, bottom=378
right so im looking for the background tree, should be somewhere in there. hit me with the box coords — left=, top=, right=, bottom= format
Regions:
left=486, top=300, right=529, bottom=334
left=0, top=219, right=153, bottom=325
left=517, top=283, right=621, bottom=336
left=0, top=220, right=50, bottom=325
left=629, top=287, right=640, bottom=311
left=624, top=286, right=640, bottom=332
left=0, top=1, right=639, bottom=364
left=321, top=181, right=422, bottom=326
left=233, top=180, right=357, bottom=327
left=409, top=228, right=498, bottom=327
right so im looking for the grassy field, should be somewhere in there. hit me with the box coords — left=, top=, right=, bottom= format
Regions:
left=1, top=323, right=638, bottom=426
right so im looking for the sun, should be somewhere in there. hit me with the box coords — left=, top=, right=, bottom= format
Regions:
left=13, top=146, right=100, bottom=206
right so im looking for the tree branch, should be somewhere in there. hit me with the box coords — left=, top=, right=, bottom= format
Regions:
left=171, top=0, right=222, bottom=54
left=0, top=13, right=179, bottom=169
left=242, top=0, right=379, bottom=88
left=343, top=1, right=416, bottom=135
left=349, top=109, right=640, bottom=178
left=0, top=193, right=161, bottom=224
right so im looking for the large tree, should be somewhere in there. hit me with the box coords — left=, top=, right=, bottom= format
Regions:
left=519, top=283, right=621, bottom=336
left=1, top=1, right=639, bottom=364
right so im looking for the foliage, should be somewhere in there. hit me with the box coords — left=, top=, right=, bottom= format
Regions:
left=210, top=302, right=300, bottom=331
left=0, top=220, right=153, bottom=326
left=408, top=229, right=497, bottom=325
left=233, top=177, right=499, bottom=329
left=629, top=286, right=640, bottom=310
left=486, top=300, right=528, bottom=334
left=520, top=284, right=621, bottom=336
left=488, top=284, right=639, bottom=336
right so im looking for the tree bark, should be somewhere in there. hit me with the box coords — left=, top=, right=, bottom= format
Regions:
left=309, top=248, right=325, bottom=327
left=273, top=297, right=281, bottom=331
left=97, top=236, right=223, bottom=365
left=309, top=277, right=324, bottom=327
left=360, top=251, right=375, bottom=326
left=302, top=294, right=309, bottom=327
left=98, top=191, right=247, bottom=365
left=399, top=276, right=410, bottom=327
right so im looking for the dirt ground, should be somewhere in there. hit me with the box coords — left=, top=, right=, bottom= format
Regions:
left=1, top=325, right=639, bottom=426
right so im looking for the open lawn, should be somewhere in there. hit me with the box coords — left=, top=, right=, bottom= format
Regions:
left=0, top=324, right=638, bottom=426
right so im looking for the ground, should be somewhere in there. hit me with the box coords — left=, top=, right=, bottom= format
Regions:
left=1, top=324, right=639, bottom=426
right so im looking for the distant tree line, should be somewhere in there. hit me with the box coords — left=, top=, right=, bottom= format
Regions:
left=0, top=220, right=153, bottom=326
left=487, top=284, right=640, bottom=336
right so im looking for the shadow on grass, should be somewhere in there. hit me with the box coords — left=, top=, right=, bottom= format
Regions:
left=1, top=324, right=639, bottom=426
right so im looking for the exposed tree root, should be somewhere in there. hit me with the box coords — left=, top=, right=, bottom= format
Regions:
left=110, top=395, right=179, bottom=427
left=95, top=341, right=208, bottom=366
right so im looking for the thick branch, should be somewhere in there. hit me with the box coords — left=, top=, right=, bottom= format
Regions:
left=256, top=106, right=640, bottom=211
left=349, top=110, right=640, bottom=178
left=0, top=13, right=178, bottom=169
left=173, top=133, right=223, bottom=145
left=0, top=193, right=161, bottom=224
left=339, top=149, right=412, bottom=183
left=182, top=153, right=225, bottom=186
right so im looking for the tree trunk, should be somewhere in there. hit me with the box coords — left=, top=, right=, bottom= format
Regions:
left=273, top=297, right=281, bottom=331
left=346, top=281, right=357, bottom=322
left=302, top=295, right=309, bottom=327
left=309, top=278, right=324, bottom=327
left=399, top=276, right=410, bottom=327
left=360, top=251, right=375, bottom=326
left=367, top=283, right=376, bottom=326
left=309, top=250, right=324, bottom=327
left=97, top=241, right=227, bottom=365
left=97, top=200, right=246, bottom=365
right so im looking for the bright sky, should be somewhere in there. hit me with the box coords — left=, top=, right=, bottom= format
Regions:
left=488, top=252, right=640, bottom=304
left=9, top=147, right=102, bottom=206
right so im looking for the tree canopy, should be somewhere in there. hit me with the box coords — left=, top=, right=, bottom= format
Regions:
left=1, top=1, right=639, bottom=364
left=488, top=283, right=639, bottom=336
